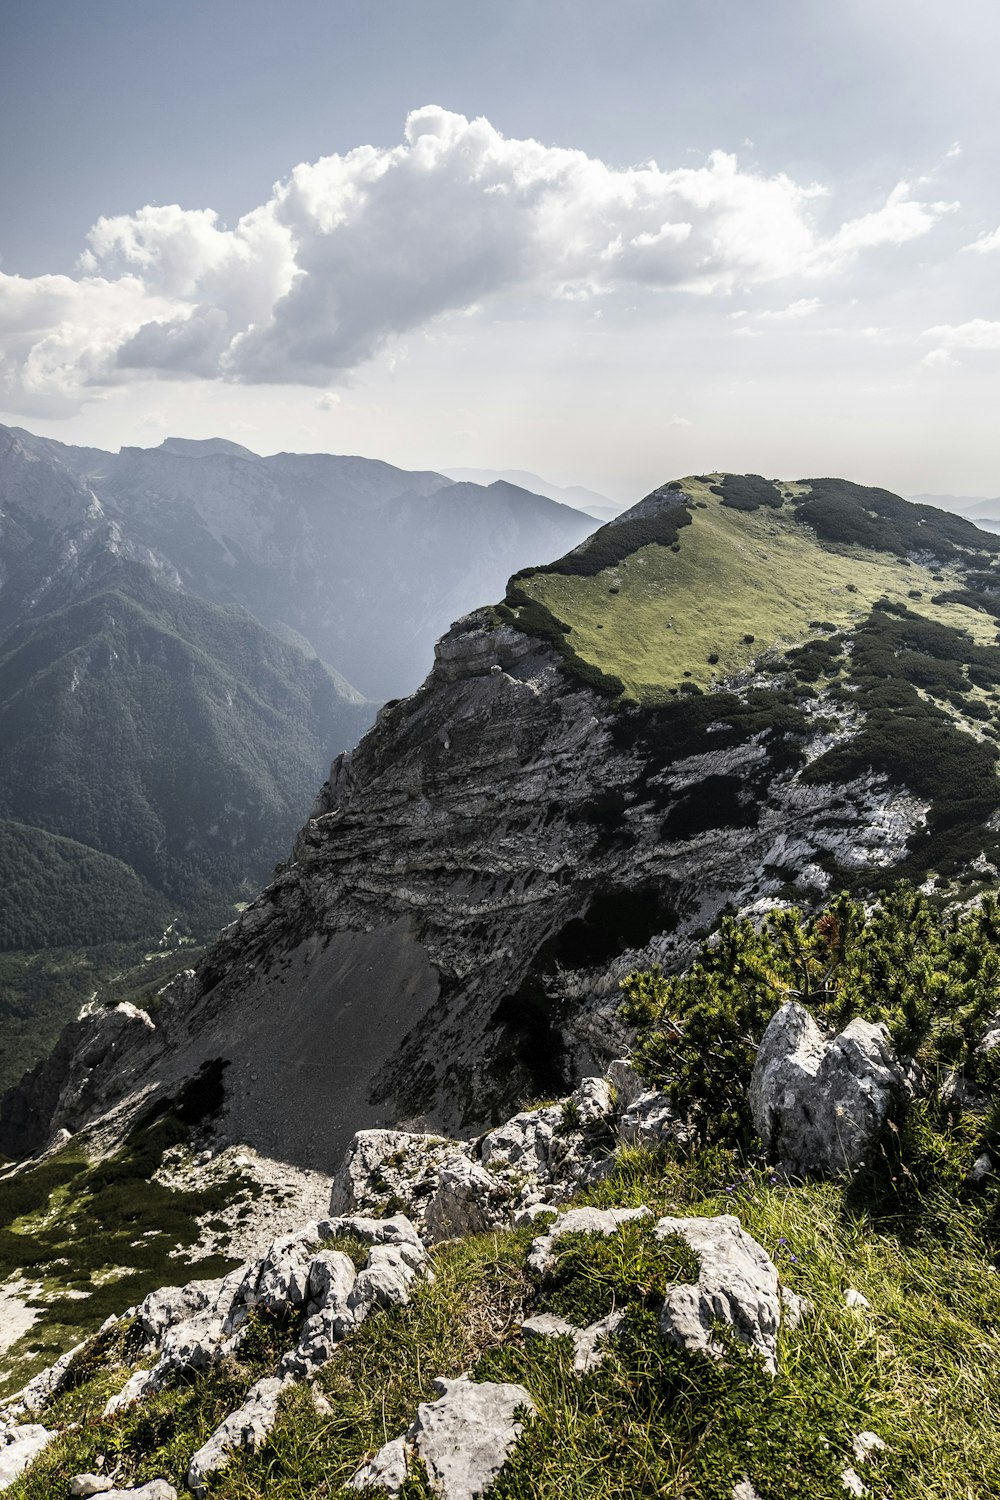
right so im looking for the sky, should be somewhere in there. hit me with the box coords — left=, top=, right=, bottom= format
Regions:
left=2, top=0, right=999, bottom=503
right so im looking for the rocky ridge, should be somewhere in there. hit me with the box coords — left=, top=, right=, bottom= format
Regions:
left=0, top=1007, right=918, bottom=1497
left=0, top=599, right=927, bottom=1168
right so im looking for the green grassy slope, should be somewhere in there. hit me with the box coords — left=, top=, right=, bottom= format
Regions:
left=9, top=1146, right=1000, bottom=1499
left=511, top=475, right=1000, bottom=701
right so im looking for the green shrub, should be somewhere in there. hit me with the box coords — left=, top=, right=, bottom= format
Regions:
left=620, top=888, right=1000, bottom=1148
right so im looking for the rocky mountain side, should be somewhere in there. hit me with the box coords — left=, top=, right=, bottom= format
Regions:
left=6, top=473, right=1000, bottom=1174
left=0, top=423, right=593, bottom=1083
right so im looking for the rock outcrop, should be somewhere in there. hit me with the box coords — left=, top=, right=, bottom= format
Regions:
left=750, top=1002, right=907, bottom=1175
left=349, top=1376, right=535, bottom=1499
left=0, top=560, right=926, bottom=1170
left=654, top=1214, right=781, bottom=1373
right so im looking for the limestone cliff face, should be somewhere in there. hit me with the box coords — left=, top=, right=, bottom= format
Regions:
left=0, top=604, right=922, bottom=1170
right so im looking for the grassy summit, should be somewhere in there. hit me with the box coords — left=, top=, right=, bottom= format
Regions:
left=505, top=474, right=1000, bottom=701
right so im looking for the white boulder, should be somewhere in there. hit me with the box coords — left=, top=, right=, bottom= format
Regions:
left=349, top=1376, right=534, bottom=1499
left=750, top=1002, right=907, bottom=1175
left=655, top=1214, right=781, bottom=1374
left=0, top=1423, right=52, bottom=1489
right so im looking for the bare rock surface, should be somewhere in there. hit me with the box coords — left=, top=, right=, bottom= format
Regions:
left=424, top=1156, right=515, bottom=1243
left=349, top=1376, right=534, bottom=1498
left=330, top=1130, right=470, bottom=1220
left=521, top=1310, right=625, bottom=1373
left=0, top=575, right=927, bottom=1176
left=654, top=1215, right=781, bottom=1373
left=73, top=1484, right=177, bottom=1500
left=0, top=1422, right=51, bottom=1489
left=750, top=1001, right=907, bottom=1175
left=187, top=1376, right=287, bottom=1496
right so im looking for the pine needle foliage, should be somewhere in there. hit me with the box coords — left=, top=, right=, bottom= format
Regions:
left=620, top=887, right=1000, bottom=1147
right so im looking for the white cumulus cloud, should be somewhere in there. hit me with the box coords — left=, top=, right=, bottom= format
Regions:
left=924, top=318, right=1000, bottom=350
left=0, top=106, right=958, bottom=414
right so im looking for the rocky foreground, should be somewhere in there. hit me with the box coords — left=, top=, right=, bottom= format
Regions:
left=0, top=997, right=945, bottom=1498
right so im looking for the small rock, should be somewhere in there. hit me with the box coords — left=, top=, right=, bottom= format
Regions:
left=305, top=1250, right=356, bottom=1315
left=851, top=1431, right=886, bottom=1464
left=617, top=1090, right=682, bottom=1149
left=481, top=1106, right=564, bottom=1179
left=569, top=1076, right=614, bottom=1126
left=841, top=1466, right=868, bottom=1496
left=330, top=1130, right=468, bottom=1223
left=70, top=1476, right=111, bottom=1497
left=732, top=1482, right=764, bottom=1500
left=0, top=1425, right=52, bottom=1488
left=780, top=1286, right=814, bottom=1330
left=969, top=1152, right=992, bottom=1185
left=348, top=1435, right=410, bottom=1492
left=511, top=1202, right=558, bottom=1229
left=138, top=1278, right=222, bottom=1344
left=655, top=1214, right=781, bottom=1374
left=605, top=1058, right=646, bottom=1111
left=521, top=1310, right=624, bottom=1373
left=844, top=1288, right=871, bottom=1311
left=242, top=1229, right=323, bottom=1309
left=94, top=1485, right=176, bottom=1500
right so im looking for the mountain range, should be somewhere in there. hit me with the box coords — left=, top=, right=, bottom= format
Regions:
left=910, top=491, right=1000, bottom=532
left=0, top=424, right=594, bottom=1086
left=441, top=467, right=625, bottom=521
left=7, top=471, right=1000, bottom=1172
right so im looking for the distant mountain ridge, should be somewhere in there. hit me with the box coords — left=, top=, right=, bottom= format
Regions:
left=910, top=491, right=1000, bottom=533
left=8, top=428, right=595, bottom=699
left=442, top=466, right=625, bottom=521
left=0, top=423, right=595, bottom=1082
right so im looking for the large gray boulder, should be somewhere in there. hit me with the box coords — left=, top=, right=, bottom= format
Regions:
left=480, top=1106, right=564, bottom=1178
left=617, top=1090, right=683, bottom=1148
left=240, top=1228, right=324, bottom=1309
left=655, top=1215, right=781, bottom=1373
left=424, top=1155, right=513, bottom=1243
left=349, top=1376, right=534, bottom=1498
left=750, top=1001, right=906, bottom=1175
left=329, top=1130, right=471, bottom=1224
